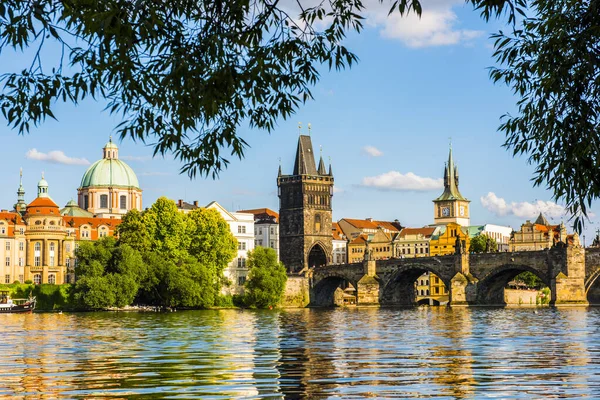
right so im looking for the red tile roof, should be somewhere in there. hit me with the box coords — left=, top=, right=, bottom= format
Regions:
left=349, top=235, right=368, bottom=245
left=63, top=216, right=121, bottom=229
left=238, top=208, right=279, bottom=223
left=399, top=227, right=437, bottom=238
left=0, top=211, right=24, bottom=225
left=332, top=222, right=345, bottom=241
left=341, top=218, right=402, bottom=232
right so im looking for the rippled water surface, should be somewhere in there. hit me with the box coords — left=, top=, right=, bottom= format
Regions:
left=2, top=307, right=600, bottom=398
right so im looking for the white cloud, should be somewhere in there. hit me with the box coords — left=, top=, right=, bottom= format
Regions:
left=333, top=187, right=344, bottom=194
left=362, top=171, right=443, bottom=191
left=481, top=192, right=567, bottom=219
left=365, top=0, right=483, bottom=48
left=121, top=155, right=151, bottom=162
left=363, top=145, right=384, bottom=157
left=26, top=149, right=90, bottom=166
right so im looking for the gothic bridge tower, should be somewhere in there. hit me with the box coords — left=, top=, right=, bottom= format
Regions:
left=278, top=134, right=333, bottom=273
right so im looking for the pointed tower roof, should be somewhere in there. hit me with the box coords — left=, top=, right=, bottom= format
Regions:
left=317, top=148, right=327, bottom=175
left=534, top=212, right=550, bottom=226
left=292, top=135, right=318, bottom=175
left=435, top=144, right=467, bottom=201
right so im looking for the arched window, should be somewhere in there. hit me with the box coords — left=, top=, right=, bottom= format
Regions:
left=48, top=274, right=56, bottom=284
left=314, top=214, right=321, bottom=233
left=49, top=242, right=55, bottom=252
left=33, top=274, right=41, bottom=284
left=34, top=242, right=41, bottom=251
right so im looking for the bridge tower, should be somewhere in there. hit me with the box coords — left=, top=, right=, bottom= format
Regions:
left=433, top=144, right=470, bottom=226
left=278, top=134, right=334, bottom=273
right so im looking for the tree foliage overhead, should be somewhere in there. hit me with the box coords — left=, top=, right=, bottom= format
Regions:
left=474, top=0, right=600, bottom=232
left=2, top=0, right=598, bottom=231
left=0, top=0, right=421, bottom=177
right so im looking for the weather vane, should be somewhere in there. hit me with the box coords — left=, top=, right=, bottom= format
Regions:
left=308, top=123, right=312, bottom=136
left=298, top=122, right=302, bottom=135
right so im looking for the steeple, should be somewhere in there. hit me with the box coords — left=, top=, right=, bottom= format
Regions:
left=534, top=212, right=550, bottom=226
left=435, top=144, right=466, bottom=201
left=292, top=135, right=318, bottom=175
left=278, top=158, right=282, bottom=177
left=317, top=146, right=327, bottom=175
left=328, top=157, right=333, bottom=176
left=15, top=168, right=27, bottom=214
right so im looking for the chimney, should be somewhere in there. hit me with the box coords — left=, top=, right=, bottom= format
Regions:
left=366, top=217, right=373, bottom=222
left=193, top=201, right=199, bottom=207
left=1, top=209, right=7, bottom=213
left=178, top=199, right=183, bottom=207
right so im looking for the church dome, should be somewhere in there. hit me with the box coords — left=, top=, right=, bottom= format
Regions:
left=79, top=139, right=140, bottom=190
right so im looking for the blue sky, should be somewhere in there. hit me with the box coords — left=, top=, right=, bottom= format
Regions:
left=1, top=1, right=598, bottom=242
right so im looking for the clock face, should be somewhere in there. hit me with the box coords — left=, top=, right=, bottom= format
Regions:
left=441, top=207, right=450, bottom=217
left=459, top=206, right=465, bottom=216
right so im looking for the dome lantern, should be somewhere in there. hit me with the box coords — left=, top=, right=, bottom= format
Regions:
left=103, top=136, right=119, bottom=160
left=37, top=172, right=49, bottom=198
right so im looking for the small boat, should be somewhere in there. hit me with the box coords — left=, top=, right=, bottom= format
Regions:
left=0, top=291, right=36, bottom=314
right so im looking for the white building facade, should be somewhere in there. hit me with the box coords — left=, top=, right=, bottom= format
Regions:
left=206, top=202, right=255, bottom=294
left=238, top=208, right=280, bottom=261
left=482, top=224, right=513, bottom=252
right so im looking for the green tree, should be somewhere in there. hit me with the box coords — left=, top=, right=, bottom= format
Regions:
left=116, top=209, right=150, bottom=253
left=143, top=197, right=191, bottom=259
left=514, top=271, right=545, bottom=290
left=244, top=247, right=287, bottom=308
left=469, top=234, right=498, bottom=253
left=73, top=236, right=144, bottom=310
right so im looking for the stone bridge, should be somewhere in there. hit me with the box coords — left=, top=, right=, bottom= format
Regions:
left=309, top=244, right=600, bottom=307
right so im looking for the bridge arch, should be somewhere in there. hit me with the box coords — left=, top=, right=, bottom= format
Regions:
left=310, top=273, right=358, bottom=307
left=476, top=264, right=550, bottom=305
left=380, top=264, right=452, bottom=306
left=585, top=270, right=600, bottom=304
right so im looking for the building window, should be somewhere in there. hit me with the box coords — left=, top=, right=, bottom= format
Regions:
left=84, top=195, right=89, bottom=210
left=270, top=241, right=275, bottom=249
left=0, top=227, right=5, bottom=235
left=5, top=274, right=10, bottom=284
left=238, top=226, right=246, bottom=234
left=5, top=257, right=10, bottom=266
left=66, top=243, right=70, bottom=253
left=19, top=242, right=24, bottom=251
left=237, top=257, right=246, bottom=268
left=48, top=274, right=56, bottom=284
left=18, top=258, right=23, bottom=267
left=238, top=242, right=246, bottom=250
left=100, top=194, right=109, bottom=208
left=270, top=227, right=274, bottom=235
left=314, top=214, right=321, bottom=233
left=258, top=228, right=263, bottom=235
left=238, top=276, right=246, bottom=286
left=120, top=195, right=127, bottom=210
left=5, top=241, right=10, bottom=251
left=18, top=274, right=23, bottom=283
left=33, top=274, right=41, bottom=284
left=19, top=228, right=24, bottom=235
left=66, top=258, right=70, bottom=268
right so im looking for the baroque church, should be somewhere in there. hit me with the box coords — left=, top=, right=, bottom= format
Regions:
left=0, top=139, right=141, bottom=285
left=278, top=135, right=334, bottom=273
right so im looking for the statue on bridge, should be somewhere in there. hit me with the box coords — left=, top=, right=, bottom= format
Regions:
left=364, top=240, right=373, bottom=261
left=455, top=235, right=465, bottom=255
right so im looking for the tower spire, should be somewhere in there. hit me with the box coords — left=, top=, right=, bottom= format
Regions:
left=317, top=145, right=327, bottom=175
left=15, top=168, right=27, bottom=214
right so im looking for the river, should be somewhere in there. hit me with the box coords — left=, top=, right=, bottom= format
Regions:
left=2, top=307, right=600, bottom=398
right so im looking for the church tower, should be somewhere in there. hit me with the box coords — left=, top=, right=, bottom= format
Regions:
left=433, top=144, right=470, bottom=226
left=278, top=134, right=334, bottom=273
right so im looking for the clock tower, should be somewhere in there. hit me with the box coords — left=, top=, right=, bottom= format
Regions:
left=433, top=145, right=470, bottom=226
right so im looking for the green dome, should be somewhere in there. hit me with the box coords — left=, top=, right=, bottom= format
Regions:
left=80, top=158, right=140, bottom=189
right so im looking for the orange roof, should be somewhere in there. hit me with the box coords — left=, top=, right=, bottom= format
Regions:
left=238, top=208, right=279, bottom=223
left=0, top=211, right=24, bottom=225
left=341, top=218, right=401, bottom=232
left=400, top=227, right=437, bottom=238
left=332, top=222, right=345, bottom=241
left=25, top=197, right=60, bottom=215
left=349, top=235, right=368, bottom=245
left=63, top=216, right=121, bottom=229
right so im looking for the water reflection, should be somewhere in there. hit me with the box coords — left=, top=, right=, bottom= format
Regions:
left=2, top=308, right=600, bottom=398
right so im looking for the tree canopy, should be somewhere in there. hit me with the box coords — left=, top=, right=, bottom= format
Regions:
left=244, top=246, right=287, bottom=308
left=2, top=0, right=598, bottom=230
left=469, top=234, right=498, bottom=253
left=74, top=197, right=238, bottom=309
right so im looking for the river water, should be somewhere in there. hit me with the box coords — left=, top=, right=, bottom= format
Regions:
left=2, top=307, right=600, bottom=398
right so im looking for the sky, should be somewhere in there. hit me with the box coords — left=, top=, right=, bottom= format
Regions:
left=1, top=1, right=598, bottom=243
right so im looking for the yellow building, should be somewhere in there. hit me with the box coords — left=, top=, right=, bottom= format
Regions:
left=509, top=213, right=568, bottom=251
left=347, top=229, right=393, bottom=264
left=394, top=227, right=439, bottom=258
left=415, top=272, right=449, bottom=305
left=429, top=222, right=470, bottom=256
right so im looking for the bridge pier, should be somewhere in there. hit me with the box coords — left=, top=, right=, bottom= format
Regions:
left=356, top=259, right=380, bottom=306
left=449, top=253, right=477, bottom=306
left=551, top=246, right=588, bottom=306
